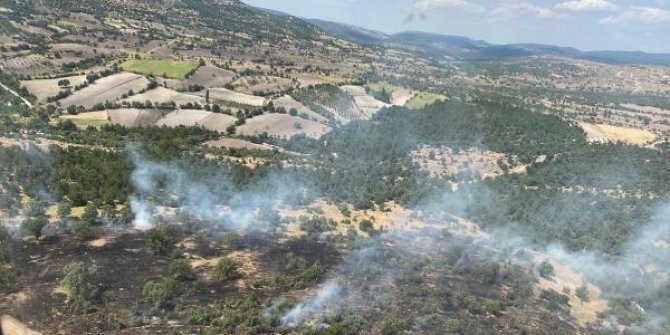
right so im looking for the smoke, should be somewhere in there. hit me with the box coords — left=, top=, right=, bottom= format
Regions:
left=127, top=146, right=309, bottom=232
left=281, top=280, right=344, bottom=327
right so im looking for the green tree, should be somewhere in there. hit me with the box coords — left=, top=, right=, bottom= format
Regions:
left=538, top=260, right=555, bottom=279
left=57, top=200, right=72, bottom=222
left=22, top=216, right=48, bottom=240
left=61, top=262, right=98, bottom=314
left=82, top=203, right=98, bottom=225
left=146, top=226, right=176, bottom=254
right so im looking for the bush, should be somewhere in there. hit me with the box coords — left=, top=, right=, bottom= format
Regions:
left=169, top=259, right=194, bottom=281
left=71, top=220, right=91, bottom=239
left=61, top=262, right=98, bottom=314
left=222, top=232, right=242, bottom=250
left=146, top=226, right=177, bottom=254
left=143, top=279, right=177, bottom=308
left=213, top=257, right=239, bottom=281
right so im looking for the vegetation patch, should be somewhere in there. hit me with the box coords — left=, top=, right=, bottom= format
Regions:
left=121, top=59, right=200, bottom=80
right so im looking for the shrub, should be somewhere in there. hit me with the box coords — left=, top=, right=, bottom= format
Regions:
left=71, top=220, right=91, bottom=239
left=169, top=259, right=194, bottom=281
left=222, top=232, right=242, bottom=250
left=143, top=279, right=177, bottom=308
left=0, top=265, right=16, bottom=293
left=213, top=257, right=239, bottom=281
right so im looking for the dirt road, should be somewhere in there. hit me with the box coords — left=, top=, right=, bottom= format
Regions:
left=0, top=82, right=33, bottom=108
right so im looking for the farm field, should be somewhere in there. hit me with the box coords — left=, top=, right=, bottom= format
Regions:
left=204, top=138, right=284, bottom=151
left=21, top=75, right=87, bottom=102
left=168, top=66, right=235, bottom=90
left=206, top=88, right=266, bottom=107
left=107, top=108, right=166, bottom=127
left=121, top=59, right=199, bottom=80
left=58, top=72, right=150, bottom=108
left=156, top=110, right=236, bottom=132
left=272, top=95, right=328, bottom=122
left=58, top=111, right=109, bottom=127
left=237, top=113, right=332, bottom=139
left=122, top=86, right=205, bottom=106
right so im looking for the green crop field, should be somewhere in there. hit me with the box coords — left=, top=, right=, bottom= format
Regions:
left=121, top=59, right=199, bottom=79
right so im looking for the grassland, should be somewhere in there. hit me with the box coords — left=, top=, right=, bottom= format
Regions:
left=121, top=59, right=200, bottom=79
left=405, top=92, right=448, bottom=109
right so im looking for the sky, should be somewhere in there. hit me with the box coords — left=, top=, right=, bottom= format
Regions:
left=243, top=0, right=670, bottom=53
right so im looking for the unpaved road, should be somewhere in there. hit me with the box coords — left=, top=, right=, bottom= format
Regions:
left=0, top=81, right=33, bottom=108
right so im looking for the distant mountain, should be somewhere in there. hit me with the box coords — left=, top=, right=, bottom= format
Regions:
left=307, top=19, right=388, bottom=44
left=306, top=19, right=670, bottom=67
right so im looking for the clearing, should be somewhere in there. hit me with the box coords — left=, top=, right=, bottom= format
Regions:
left=121, top=59, right=199, bottom=80
left=579, top=123, right=656, bottom=145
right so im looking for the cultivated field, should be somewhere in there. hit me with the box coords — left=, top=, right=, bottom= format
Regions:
left=342, top=85, right=390, bottom=118
left=237, top=114, right=332, bottom=139
left=108, top=108, right=235, bottom=132
left=123, top=86, right=205, bottom=106
left=204, top=138, right=283, bottom=151
left=107, top=109, right=166, bottom=127
left=206, top=88, right=266, bottom=107
left=230, top=76, right=295, bottom=95
left=0, top=55, right=51, bottom=73
left=58, top=111, right=109, bottom=127
left=580, top=123, right=656, bottom=145
left=21, top=75, right=87, bottom=102
left=156, top=110, right=236, bottom=132
left=59, top=72, right=150, bottom=108
left=168, top=66, right=235, bottom=90
left=272, top=95, right=327, bottom=122
left=121, top=59, right=199, bottom=80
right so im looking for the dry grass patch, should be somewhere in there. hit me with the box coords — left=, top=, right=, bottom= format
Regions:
left=580, top=123, right=656, bottom=145
left=59, top=111, right=109, bottom=127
